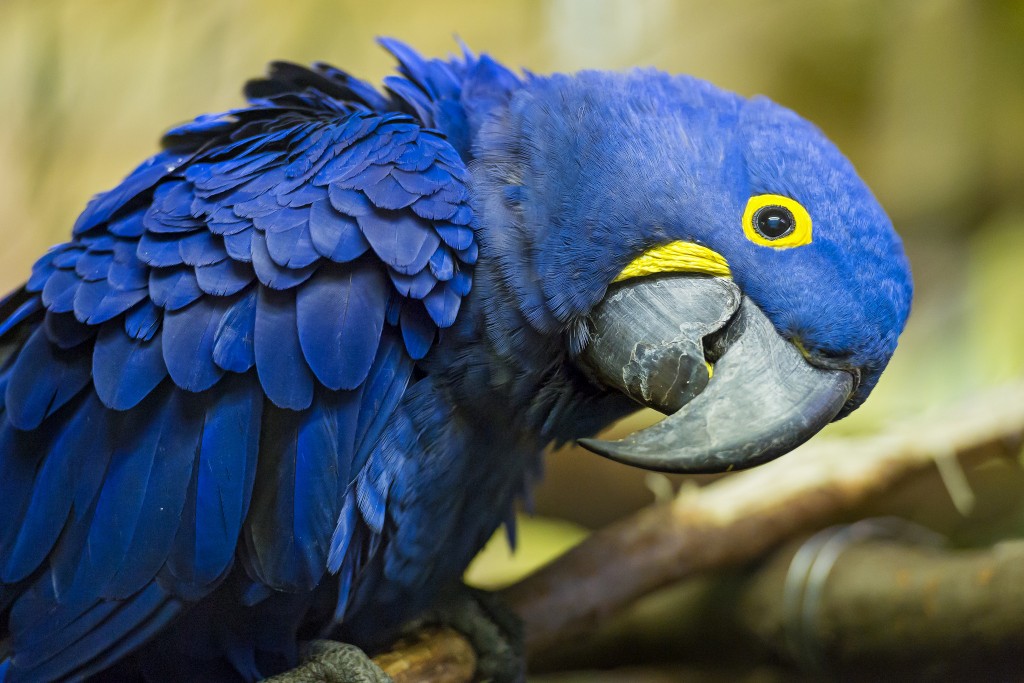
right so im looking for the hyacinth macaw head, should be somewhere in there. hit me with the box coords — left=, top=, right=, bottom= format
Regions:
left=471, top=68, right=912, bottom=472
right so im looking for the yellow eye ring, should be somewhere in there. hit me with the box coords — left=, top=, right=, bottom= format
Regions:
left=742, top=194, right=812, bottom=248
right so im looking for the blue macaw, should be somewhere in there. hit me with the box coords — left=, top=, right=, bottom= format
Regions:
left=0, top=39, right=911, bottom=682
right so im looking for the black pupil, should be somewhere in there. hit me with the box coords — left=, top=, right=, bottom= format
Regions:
left=753, top=205, right=795, bottom=239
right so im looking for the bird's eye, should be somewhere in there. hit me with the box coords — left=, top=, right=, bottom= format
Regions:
left=742, top=194, right=812, bottom=248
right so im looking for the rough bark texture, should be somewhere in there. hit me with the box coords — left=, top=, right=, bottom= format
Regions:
left=373, top=627, right=476, bottom=683
left=739, top=538, right=1024, bottom=665
left=504, top=381, right=1024, bottom=657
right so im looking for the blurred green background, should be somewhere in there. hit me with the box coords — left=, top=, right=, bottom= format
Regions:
left=1, top=0, right=1022, bottom=594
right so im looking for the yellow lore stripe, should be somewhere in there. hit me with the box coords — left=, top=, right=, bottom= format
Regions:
left=612, top=240, right=731, bottom=283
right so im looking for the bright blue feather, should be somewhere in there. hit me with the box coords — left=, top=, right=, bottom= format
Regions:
left=93, top=322, right=167, bottom=410
left=254, top=287, right=313, bottom=410
left=296, top=264, right=388, bottom=391
left=161, top=296, right=230, bottom=392
left=212, top=289, right=257, bottom=372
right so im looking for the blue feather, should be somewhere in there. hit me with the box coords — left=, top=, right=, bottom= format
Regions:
left=333, top=163, right=391, bottom=193
left=265, top=223, right=319, bottom=269
left=390, top=165, right=450, bottom=195
left=308, top=198, right=370, bottom=263
left=388, top=267, right=437, bottom=299
left=362, top=173, right=419, bottom=210
left=137, top=232, right=187, bottom=267
left=0, top=420, right=45, bottom=563
left=40, top=268, right=81, bottom=314
left=327, top=186, right=374, bottom=217
left=72, top=279, right=147, bottom=325
left=223, top=228, right=255, bottom=262
left=250, top=232, right=318, bottom=290
left=161, top=296, right=230, bottom=392
left=106, top=209, right=147, bottom=238
left=356, top=209, right=439, bottom=275
left=255, top=286, right=314, bottom=410
left=213, top=289, right=257, bottom=373
left=123, top=300, right=161, bottom=341
left=296, top=264, right=388, bottom=391
left=167, top=372, right=262, bottom=590
left=195, top=258, right=254, bottom=296
left=148, top=267, right=204, bottom=310
left=399, top=302, right=435, bottom=360
left=0, top=392, right=105, bottom=583
left=0, top=297, right=42, bottom=338
left=428, top=245, right=455, bottom=281
left=107, top=241, right=149, bottom=291
left=410, top=194, right=460, bottom=222
left=93, top=321, right=168, bottom=410
left=74, top=250, right=112, bottom=282
left=5, top=327, right=92, bottom=430
left=178, top=230, right=227, bottom=267
left=423, top=283, right=461, bottom=327
left=43, top=311, right=94, bottom=349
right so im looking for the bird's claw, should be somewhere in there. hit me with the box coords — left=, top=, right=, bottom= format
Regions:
left=404, top=586, right=525, bottom=683
left=263, top=640, right=392, bottom=683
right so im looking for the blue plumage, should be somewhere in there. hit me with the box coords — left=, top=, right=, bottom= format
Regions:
left=0, top=36, right=913, bottom=683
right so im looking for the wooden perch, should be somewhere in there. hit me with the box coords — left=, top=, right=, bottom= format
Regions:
left=365, top=379, right=1024, bottom=680
left=504, top=381, right=1024, bottom=657
left=738, top=536, right=1024, bottom=671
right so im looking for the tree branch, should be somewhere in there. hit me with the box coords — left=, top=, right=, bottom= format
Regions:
left=502, top=381, right=1024, bottom=657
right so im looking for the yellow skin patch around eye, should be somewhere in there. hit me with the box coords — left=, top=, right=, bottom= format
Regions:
left=742, top=194, right=813, bottom=248
left=612, top=240, right=731, bottom=283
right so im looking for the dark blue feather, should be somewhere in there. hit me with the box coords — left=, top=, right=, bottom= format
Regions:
left=195, top=258, right=254, bottom=296
left=93, top=321, right=168, bottom=410
left=0, top=420, right=44, bottom=564
left=296, top=264, right=388, bottom=391
left=0, top=392, right=109, bottom=583
left=388, top=267, right=437, bottom=299
left=0, top=297, right=42, bottom=338
left=123, top=300, right=161, bottom=341
left=362, top=173, right=419, bottom=210
left=72, top=279, right=147, bottom=325
left=137, top=232, right=187, bottom=268
left=213, top=289, right=257, bottom=373
left=356, top=209, right=439, bottom=275
left=427, top=245, right=455, bottom=281
left=161, top=296, right=230, bottom=392
left=148, top=267, right=204, bottom=311
left=450, top=269, right=473, bottom=296
left=399, top=302, right=435, bottom=360
left=265, top=223, right=319, bottom=269
left=178, top=230, right=227, bottom=267
left=423, top=282, right=461, bottom=327
left=327, top=186, right=374, bottom=217
left=308, top=198, right=370, bottom=263
left=41, top=268, right=81, bottom=314
left=5, top=328, right=91, bottom=430
left=106, top=209, right=147, bottom=238
left=107, top=241, right=149, bottom=291
left=223, top=228, right=255, bottom=262
left=166, top=372, right=262, bottom=590
left=74, top=250, right=112, bottom=282
left=255, top=286, right=314, bottom=410
left=43, top=311, right=94, bottom=349
left=250, top=232, right=318, bottom=290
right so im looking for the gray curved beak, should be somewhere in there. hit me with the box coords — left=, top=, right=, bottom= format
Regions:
left=577, top=276, right=854, bottom=474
